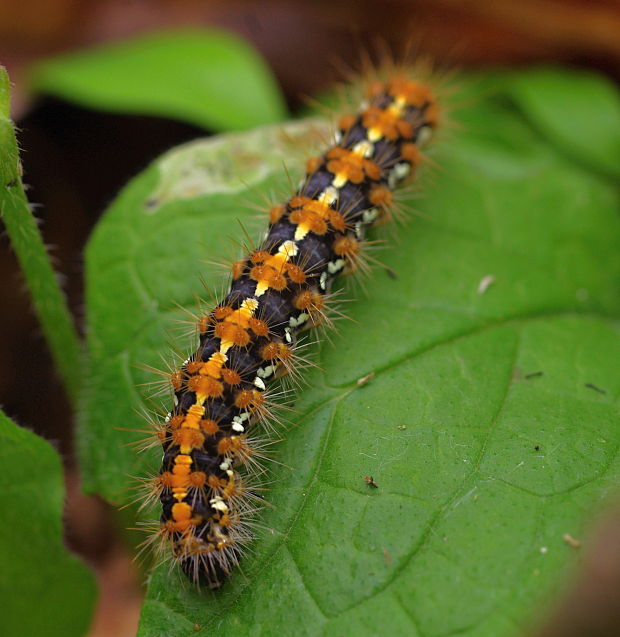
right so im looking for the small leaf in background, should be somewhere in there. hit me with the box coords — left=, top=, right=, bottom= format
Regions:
left=0, top=411, right=96, bottom=637
left=80, top=68, right=620, bottom=636
left=28, top=29, right=288, bottom=131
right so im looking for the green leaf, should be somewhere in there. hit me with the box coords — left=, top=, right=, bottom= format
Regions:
left=0, top=410, right=96, bottom=637
left=28, top=29, right=288, bottom=131
left=81, top=69, right=620, bottom=636
left=0, top=66, right=83, bottom=405
left=505, top=66, right=620, bottom=178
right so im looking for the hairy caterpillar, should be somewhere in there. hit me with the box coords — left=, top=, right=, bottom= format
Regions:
left=140, top=71, right=438, bottom=588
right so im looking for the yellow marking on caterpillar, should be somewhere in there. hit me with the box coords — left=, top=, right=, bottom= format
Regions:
left=390, top=96, right=406, bottom=114
left=224, top=299, right=258, bottom=329
left=202, top=351, right=227, bottom=378
left=367, top=99, right=404, bottom=139
left=183, top=403, right=205, bottom=428
left=332, top=173, right=347, bottom=188
left=170, top=501, right=195, bottom=532
left=293, top=197, right=334, bottom=241
left=219, top=298, right=259, bottom=352
left=170, top=455, right=193, bottom=500
left=294, top=225, right=309, bottom=241
left=254, top=241, right=298, bottom=296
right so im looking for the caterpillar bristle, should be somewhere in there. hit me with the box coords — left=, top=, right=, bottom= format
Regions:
left=136, top=68, right=440, bottom=589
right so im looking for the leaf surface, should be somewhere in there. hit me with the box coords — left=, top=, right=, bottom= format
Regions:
left=81, top=69, right=620, bottom=637
left=0, top=410, right=96, bottom=637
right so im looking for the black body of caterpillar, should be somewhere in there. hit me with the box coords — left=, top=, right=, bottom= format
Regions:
left=149, top=75, right=438, bottom=587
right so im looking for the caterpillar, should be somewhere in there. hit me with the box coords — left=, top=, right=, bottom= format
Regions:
left=141, top=71, right=439, bottom=588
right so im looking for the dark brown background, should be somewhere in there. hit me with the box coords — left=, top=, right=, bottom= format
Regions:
left=1, top=1, right=619, bottom=635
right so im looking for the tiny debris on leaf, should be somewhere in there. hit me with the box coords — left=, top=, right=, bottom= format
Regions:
left=364, top=475, right=379, bottom=488
left=525, top=371, right=543, bottom=379
left=477, top=274, right=496, bottom=294
left=397, top=424, right=407, bottom=430
left=563, top=533, right=581, bottom=549
left=382, top=548, right=391, bottom=568
left=585, top=382, right=606, bottom=394
left=357, top=372, right=375, bottom=387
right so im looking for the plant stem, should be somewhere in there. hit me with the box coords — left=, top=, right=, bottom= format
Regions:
left=0, top=67, right=83, bottom=406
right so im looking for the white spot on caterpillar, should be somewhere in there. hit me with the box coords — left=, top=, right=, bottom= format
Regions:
left=388, top=162, right=410, bottom=188
left=354, top=221, right=363, bottom=238
left=280, top=240, right=298, bottom=258
left=319, top=272, right=327, bottom=290
left=254, top=377, right=266, bottom=390
left=395, top=162, right=410, bottom=180
left=220, top=460, right=231, bottom=471
left=363, top=208, right=379, bottom=224
left=210, top=497, right=229, bottom=513
left=328, top=259, right=346, bottom=274
left=334, top=131, right=342, bottom=144
left=417, top=126, right=433, bottom=148
left=319, top=187, right=338, bottom=206
left=165, top=413, right=172, bottom=423
left=173, top=395, right=179, bottom=406
left=257, top=365, right=274, bottom=379
left=284, top=328, right=292, bottom=343
left=232, top=422, right=245, bottom=433
left=289, top=312, right=309, bottom=328
left=353, top=140, right=374, bottom=157
left=226, top=469, right=234, bottom=477
left=243, top=298, right=259, bottom=312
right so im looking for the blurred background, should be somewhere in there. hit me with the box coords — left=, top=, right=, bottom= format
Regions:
left=1, top=1, right=619, bottom=636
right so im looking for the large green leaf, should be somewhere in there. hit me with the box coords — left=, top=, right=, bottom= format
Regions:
left=28, top=29, right=287, bottom=131
left=80, top=68, right=620, bottom=636
left=0, top=410, right=96, bottom=637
